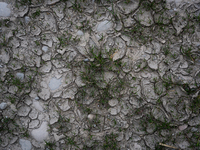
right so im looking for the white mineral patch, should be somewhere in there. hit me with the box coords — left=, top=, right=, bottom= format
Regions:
left=42, top=46, right=49, bottom=52
left=31, top=122, right=49, bottom=142
left=88, top=114, right=94, bottom=120
left=16, top=73, right=24, bottom=80
left=77, top=30, right=84, bottom=36
left=0, top=102, right=7, bottom=110
left=0, top=2, right=11, bottom=17
left=19, top=139, right=32, bottom=150
left=25, top=16, right=30, bottom=24
left=49, top=77, right=61, bottom=90
left=97, top=20, right=113, bottom=32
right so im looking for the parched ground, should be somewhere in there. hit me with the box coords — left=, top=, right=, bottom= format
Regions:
left=0, top=0, right=200, bottom=149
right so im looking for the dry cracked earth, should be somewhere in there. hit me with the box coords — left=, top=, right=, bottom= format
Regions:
left=0, top=0, right=200, bottom=149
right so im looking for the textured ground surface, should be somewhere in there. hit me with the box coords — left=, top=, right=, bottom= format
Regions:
left=0, top=0, right=200, bottom=149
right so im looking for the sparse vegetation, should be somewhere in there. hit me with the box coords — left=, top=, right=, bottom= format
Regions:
left=103, top=133, right=119, bottom=150
left=45, top=141, right=56, bottom=150
left=18, top=0, right=32, bottom=5
left=78, top=48, right=125, bottom=106
left=32, top=9, right=41, bottom=19
left=72, top=0, right=83, bottom=13
left=190, top=94, right=200, bottom=114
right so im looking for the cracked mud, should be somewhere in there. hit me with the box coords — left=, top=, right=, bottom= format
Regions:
left=0, top=0, right=200, bottom=149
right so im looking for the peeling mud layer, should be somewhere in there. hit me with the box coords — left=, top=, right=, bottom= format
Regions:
left=0, top=0, right=200, bottom=149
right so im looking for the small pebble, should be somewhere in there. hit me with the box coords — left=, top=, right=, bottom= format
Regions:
left=0, top=102, right=7, bottom=110
left=84, top=58, right=89, bottom=62
left=88, top=114, right=94, bottom=120
left=25, top=16, right=30, bottom=24
left=42, top=46, right=49, bottom=52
